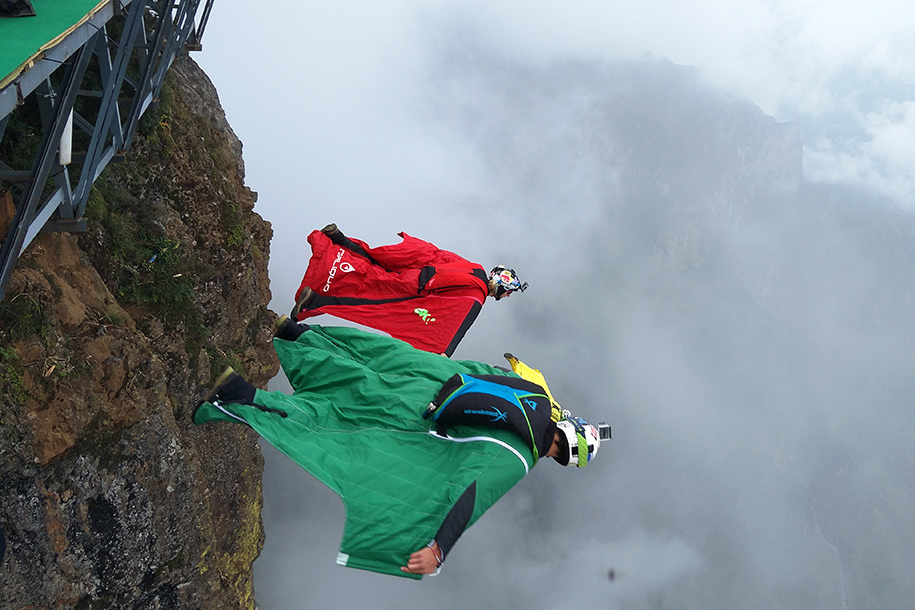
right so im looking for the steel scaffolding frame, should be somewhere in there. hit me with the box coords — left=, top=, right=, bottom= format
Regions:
left=0, top=0, right=214, bottom=299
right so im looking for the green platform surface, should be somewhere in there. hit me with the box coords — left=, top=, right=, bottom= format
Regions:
left=1, top=0, right=105, bottom=88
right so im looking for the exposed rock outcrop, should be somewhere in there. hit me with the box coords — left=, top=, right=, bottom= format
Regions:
left=0, top=55, right=277, bottom=609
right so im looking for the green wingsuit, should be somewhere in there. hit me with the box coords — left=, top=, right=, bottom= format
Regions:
left=193, top=325, right=536, bottom=579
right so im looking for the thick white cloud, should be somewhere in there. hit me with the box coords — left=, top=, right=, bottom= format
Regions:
left=806, top=101, right=915, bottom=202
left=417, top=1, right=915, bottom=202
left=198, top=0, right=915, bottom=223
left=192, top=2, right=915, bottom=607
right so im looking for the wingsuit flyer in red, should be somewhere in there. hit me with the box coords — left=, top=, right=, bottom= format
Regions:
left=293, top=228, right=490, bottom=356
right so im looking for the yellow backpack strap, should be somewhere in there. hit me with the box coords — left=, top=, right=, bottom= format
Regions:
left=503, top=353, right=562, bottom=422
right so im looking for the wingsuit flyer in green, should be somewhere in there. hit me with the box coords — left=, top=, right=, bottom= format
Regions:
left=192, top=325, right=543, bottom=579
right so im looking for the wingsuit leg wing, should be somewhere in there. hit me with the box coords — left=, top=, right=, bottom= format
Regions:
left=193, top=326, right=534, bottom=579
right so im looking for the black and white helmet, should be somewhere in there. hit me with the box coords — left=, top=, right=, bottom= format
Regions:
left=555, top=412, right=603, bottom=467
left=489, top=265, right=528, bottom=300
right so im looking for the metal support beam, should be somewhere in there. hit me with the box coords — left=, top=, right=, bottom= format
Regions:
left=0, top=40, right=96, bottom=291
left=42, top=218, right=88, bottom=233
left=186, top=0, right=214, bottom=50
left=71, top=0, right=148, bottom=215
left=0, top=0, right=217, bottom=299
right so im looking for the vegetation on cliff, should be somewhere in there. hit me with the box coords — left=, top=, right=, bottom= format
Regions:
left=0, top=55, right=278, bottom=609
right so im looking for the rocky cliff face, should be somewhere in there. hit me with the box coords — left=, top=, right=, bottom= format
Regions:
left=0, top=55, right=278, bottom=609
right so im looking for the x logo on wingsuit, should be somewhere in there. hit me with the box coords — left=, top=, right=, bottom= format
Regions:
left=489, top=408, right=508, bottom=422
left=414, top=308, right=436, bottom=324
left=523, top=398, right=538, bottom=410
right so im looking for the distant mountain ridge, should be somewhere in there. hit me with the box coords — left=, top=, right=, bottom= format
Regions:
left=429, top=54, right=915, bottom=608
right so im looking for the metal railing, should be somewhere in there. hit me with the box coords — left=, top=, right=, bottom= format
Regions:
left=0, top=0, right=215, bottom=299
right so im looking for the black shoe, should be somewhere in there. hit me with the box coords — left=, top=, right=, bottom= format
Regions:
left=193, top=367, right=288, bottom=420
left=275, top=314, right=308, bottom=341
left=291, top=287, right=315, bottom=319
left=321, top=223, right=339, bottom=236
left=201, top=367, right=257, bottom=406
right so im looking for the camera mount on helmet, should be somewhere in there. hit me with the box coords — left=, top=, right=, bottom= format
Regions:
left=488, top=265, right=528, bottom=300
left=554, top=411, right=610, bottom=467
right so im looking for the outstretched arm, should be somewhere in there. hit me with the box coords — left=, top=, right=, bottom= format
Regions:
left=400, top=482, right=476, bottom=575
left=401, top=541, right=443, bottom=575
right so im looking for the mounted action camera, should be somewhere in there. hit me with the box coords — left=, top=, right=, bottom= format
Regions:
left=597, top=422, right=611, bottom=440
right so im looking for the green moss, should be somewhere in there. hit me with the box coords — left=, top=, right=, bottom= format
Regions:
left=42, top=272, right=63, bottom=300
left=214, top=480, right=263, bottom=610
left=85, top=178, right=198, bottom=322
left=0, top=347, right=28, bottom=403
left=206, top=346, right=246, bottom=383
left=53, top=337, right=93, bottom=382
left=226, top=222, right=245, bottom=248
left=137, top=80, right=175, bottom=140
left=205, top=136, right=234, bottom=174
left=84, top=186, right=108, bottom=220
left=99, top=309, right=125, bottom=326
left=184, top=310, right=209, bottom=360
left=0, top=291, right=45, bottom=342
left=114, top=235, right=196, bottom=316
left=245, top=307, right=271, bottom=345
left=214, top=176, right=245, bottom=248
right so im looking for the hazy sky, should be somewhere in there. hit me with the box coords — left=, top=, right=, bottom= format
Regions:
left=196, top=0, right=915, bottom=233
left=193, top=3, right=915, bottom=609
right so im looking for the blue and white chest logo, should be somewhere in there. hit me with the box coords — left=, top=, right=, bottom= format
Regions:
left=489, top=408, right=508, bottom=422
left=462, top=407, right=508, bottom=422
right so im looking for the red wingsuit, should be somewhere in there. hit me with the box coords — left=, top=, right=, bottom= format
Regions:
left=293, top=229, right=490, bottom=356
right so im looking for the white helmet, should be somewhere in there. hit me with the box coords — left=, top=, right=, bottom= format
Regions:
left=555, top=413, right=604, bottom=467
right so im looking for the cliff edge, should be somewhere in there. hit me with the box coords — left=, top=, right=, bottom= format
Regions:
left=0, top=55, right=278, bottom=609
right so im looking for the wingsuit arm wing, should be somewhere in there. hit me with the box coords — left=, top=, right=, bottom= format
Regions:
left=433, top=481, right=477, bottom=559
left=364, top=232, right=450, bottom=270
left=426, top=429, right=534, bottom=569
